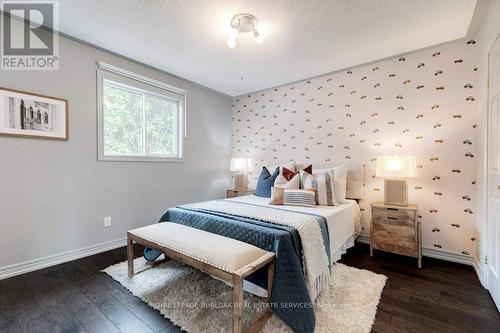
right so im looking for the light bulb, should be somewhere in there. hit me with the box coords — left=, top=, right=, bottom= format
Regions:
left=228, top=27, right=239, bottom=40
left=254, top=30, right=264, bottom=44
left=227, top=38, right=237, bottom=48
left=387, top=159, right=402, bottom=171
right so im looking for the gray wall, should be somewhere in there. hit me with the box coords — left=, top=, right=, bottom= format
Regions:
left=0, top=32, right=233, bottom=268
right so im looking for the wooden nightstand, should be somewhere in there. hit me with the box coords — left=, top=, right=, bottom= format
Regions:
left=226, top=189, right=255, bottom=198
left=370, top=202, right=422, bottom=268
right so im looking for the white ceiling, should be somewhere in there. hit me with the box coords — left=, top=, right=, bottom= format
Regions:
left=56, top=0, right=479, bottom=96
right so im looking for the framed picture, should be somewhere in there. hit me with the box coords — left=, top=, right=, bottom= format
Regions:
left=0, top=87, right=68, bottom=140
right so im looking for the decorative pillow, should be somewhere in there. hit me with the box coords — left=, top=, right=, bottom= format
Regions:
left=276, top=165, right=311, bottom=188
left=313, top=164, right=348, bottom=204
left=281, top=167, right=297, bottom=181
left=283, top=189, right=316, bottom=207
left=300, top=170, right=337, bottom=206
left=301, top=164, right=312, bottom=175
left=332, top=164, right=348, bottom=203
left=274, top=171, right=300, bottom=189
left=268, top=186, right=285, bottom=205
left=256, top=167, right=279, bottom=198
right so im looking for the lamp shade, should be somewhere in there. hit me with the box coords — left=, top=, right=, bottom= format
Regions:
left=230, top=158, right=251, bottom=173
left=376, top=155, right=417, bottom=178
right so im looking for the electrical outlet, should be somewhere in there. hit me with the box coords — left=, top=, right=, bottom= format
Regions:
left=104, top=216, right=112, bottom=228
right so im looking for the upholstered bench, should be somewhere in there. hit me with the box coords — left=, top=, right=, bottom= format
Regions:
left=127, top=223, right=276, bottom=333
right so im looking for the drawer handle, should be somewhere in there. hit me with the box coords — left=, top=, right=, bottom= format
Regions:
left=386, top=217, right=398, bottom=220
left=387, top=208, right=399, bottom=211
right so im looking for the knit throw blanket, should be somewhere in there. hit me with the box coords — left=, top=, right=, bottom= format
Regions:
left=187, top=200, right=331, bottom=301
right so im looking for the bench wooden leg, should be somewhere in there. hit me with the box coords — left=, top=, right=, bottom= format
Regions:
left=245, top=310, right=272, bottom=333
left=232, top=275, right=243, bottom=333
left=245, top=260, right=275, bottom=333
left=127, top=233, right=134, bottom=278
left=267, top=260, right=275, bottom=303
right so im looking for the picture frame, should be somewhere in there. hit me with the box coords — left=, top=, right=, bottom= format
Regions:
left=0, top=87, right=68, bottom=140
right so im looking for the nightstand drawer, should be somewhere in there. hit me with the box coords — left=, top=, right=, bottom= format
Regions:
left=373, top=222, right=415, bottom=240
left=372, top=230, right=416, bottom=257
left=372, top=206, right=416, bottom=220
left=373, top=216, right=415, bottom=227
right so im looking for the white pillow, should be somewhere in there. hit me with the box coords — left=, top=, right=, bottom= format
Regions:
left=300, top=170, right=337, bottom=206
left=274, top=172, right=300, bottom=189
left=314, top=164, right=348, bottom=204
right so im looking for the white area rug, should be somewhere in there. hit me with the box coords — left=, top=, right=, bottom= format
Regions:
left=104, top=258, right=386, bottom=333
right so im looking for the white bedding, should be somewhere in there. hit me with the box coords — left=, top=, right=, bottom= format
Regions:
left=226, top=195, right=362, bottom=265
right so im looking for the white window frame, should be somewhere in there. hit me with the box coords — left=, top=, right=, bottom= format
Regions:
left=97, top=62, right=186, bottom=162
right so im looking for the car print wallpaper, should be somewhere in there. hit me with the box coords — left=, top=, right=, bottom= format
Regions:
left=231, top=39, right=478, bottom=258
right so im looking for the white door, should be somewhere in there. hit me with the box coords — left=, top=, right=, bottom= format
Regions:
left=487, top=33, right=500, bottom=311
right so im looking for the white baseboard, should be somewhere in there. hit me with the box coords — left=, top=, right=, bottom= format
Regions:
left=356, top=235, right=371, bottom=244
left=0, top=237, right=127, bottom=280
left=473, top=256, right=487, bottom=288
left=356, top=235, right=476, bottom=266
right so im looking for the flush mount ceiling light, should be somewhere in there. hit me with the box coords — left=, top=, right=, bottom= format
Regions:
left=227, top=13, right=264, bottom=48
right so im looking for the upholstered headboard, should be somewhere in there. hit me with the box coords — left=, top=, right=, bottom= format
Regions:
left=295, top=162, right=366, bottom=200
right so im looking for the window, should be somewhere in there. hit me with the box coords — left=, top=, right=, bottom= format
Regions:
left=97, top=63, right=185, bottom=162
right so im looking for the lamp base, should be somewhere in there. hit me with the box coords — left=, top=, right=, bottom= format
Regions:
left=384, top=178, right=408, bottom=206
left=233, top=173, right=248, bottom=190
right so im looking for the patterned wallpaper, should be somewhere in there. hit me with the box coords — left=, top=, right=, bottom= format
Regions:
left=231, top=40, right=479, bottom=257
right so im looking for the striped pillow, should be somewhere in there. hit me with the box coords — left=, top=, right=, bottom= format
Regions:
left=283, top=189, right=316, bottom=207
left=300, top=170, right=338, bottom=206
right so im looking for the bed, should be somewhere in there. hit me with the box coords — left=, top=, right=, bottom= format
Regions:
left=144, top=163, right=364, bottom=333
left=228, top=194, right=362, bottom=266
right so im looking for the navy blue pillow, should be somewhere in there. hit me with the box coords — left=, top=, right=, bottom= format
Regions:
left=255, top=167, right=280, bottom=198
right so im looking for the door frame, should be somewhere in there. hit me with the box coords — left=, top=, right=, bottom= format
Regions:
left=486, top=32, right=500, bottom=301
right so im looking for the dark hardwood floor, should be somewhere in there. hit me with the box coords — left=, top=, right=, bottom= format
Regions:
left=0, top=243, right=498, bottom=333
left=341, top=244, right=499, bottom=333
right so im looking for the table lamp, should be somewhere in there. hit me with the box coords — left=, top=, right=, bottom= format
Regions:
left=230, top=157, right=251, bottom=190
left=376, top=155, right=417, bottom=206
